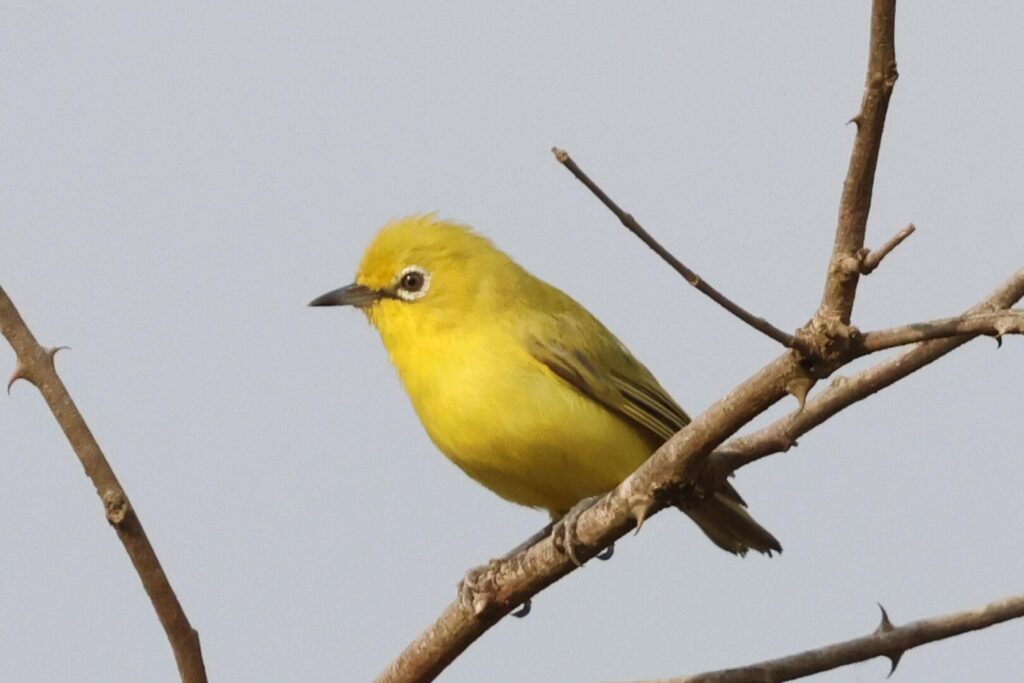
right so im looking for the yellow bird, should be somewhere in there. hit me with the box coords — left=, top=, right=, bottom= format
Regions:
left=312, top=214, right=780, bottom=557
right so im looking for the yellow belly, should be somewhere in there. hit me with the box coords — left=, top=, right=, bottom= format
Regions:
left=387, top=328, right=655, bottom=516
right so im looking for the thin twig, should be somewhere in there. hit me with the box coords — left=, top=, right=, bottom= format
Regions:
left=552, top=147, right=804, bottom=353
left=376, top=266, right=1024, bottom=683
left=858, top=309, right=1023, bottom=352
left=619, top=594, right=1024, bottom=683
left=816, top=0, right=898, bottom=326
left=858, top=222, right=915, bottom=274
left=0, top=286, right=207, bottom=683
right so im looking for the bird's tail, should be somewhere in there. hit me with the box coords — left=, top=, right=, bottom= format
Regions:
left=679, top=491, right=781, bottom=556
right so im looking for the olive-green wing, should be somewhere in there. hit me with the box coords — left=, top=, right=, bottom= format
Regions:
left=521, top=309, right=690, bottom=443
left=518, top=291, right=747, bottom=507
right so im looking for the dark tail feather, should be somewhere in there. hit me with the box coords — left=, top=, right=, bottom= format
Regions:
left=679, top=493, right=782, bottom=556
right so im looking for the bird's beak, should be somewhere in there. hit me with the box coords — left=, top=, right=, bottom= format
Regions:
left=308, top=283, right=383, bottom=308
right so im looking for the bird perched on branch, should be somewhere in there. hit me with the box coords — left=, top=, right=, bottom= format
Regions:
left=311, top=214, right=780, bottom=559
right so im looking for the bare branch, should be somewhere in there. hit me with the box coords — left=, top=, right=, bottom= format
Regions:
left=859, top=309, right=1024, bottom=352
left=377, top=267, right=1024, bottom=683
left=376, top=354, right=803, bottom=682
left=708, top=268, right=1024, bottom=479
left=552, top=146, right=804, bottom=352
left=620, top=594, right=1024, bottom=683
left=375, top=5, right=1018, bottom=681
left=817, top=0, right=898, bottom=325
left=857, top=222, right=916, bottom=274
left=0, top=286, right=207, bottom=683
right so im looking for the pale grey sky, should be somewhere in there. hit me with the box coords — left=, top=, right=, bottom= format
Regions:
left=2, top=2, right=1022, bottom=682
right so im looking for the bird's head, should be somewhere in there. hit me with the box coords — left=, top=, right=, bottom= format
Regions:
left=310, top=214, right=518, bottom=337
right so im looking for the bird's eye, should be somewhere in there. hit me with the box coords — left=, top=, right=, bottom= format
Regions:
left=395, top=266, right=430, bottom=301
left=401, top=271, right=424, bottom=291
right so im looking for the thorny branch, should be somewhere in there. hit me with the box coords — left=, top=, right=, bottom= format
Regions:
left=815, top=0, right=898, bottom=330
left=377, top=2, right=1021, bottom=681
left=858, top=309, right=1024, bottom=352
left=622, top=594, right=1024, bottom=683
left=704, top=269, right=1024, bottom=481
left=0, top=286, right=207, bottom=683
left=377, top=262, right=1024, bottom=683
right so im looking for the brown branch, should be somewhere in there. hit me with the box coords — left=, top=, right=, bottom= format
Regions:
left=856, top=222, right=915, bottom=274
left=0, top=286, right=207, bottom=683
left=816, top=0, right=898, bottom=326
left=378, top=266, right=1024, bottom=683
left=858, top=309, right=1024, bottom=352
left=376, top=354, right=802, bottom=682
left=376, top=4, right=1012, bottom=681
left=708, top=268, right=1024, bottom=479
left=552, top=146, right=804, bottom=353
left=621, top=594, right=1024, bottom=683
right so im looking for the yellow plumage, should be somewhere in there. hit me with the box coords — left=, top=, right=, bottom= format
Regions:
left=312, top=214, right=779, bottom=555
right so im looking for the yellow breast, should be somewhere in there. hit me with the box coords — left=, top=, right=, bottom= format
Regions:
left=380, top=312, right=654, bottom=516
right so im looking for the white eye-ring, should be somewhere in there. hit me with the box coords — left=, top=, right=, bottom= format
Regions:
left=396, top=265, right=430, bottom=301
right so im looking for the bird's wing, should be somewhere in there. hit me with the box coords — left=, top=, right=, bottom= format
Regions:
left=522, top=304, right=748, bottom=506
left=523, top=310, right=690, bottom=443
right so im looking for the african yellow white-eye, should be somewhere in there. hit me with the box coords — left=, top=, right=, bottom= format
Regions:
left=311, top=215, right=780, bottom=556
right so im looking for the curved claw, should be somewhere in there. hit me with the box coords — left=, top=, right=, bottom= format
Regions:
left=552, top=515, right=584, bottom=566
left=511, top=599, right=531, bottom=618
left=551, top=495, right=604, bottom=566
left=595, top=543, right=615, bottom=561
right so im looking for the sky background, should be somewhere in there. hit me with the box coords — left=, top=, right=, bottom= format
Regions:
left=2, top=2, right=1023, bottom=681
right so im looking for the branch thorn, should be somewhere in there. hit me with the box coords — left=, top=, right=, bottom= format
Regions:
left=875, top=603, right=904, bottom=676
left=45, top=345, right=70, bottom=363
left=785, top=376, right=815, bottom=412
left=885, top=651, right=904, bottom=678
left=875, top=603, right=896, bottom=633
left=629, top=495, right=655, bottom=535
left=7, top=361, right=29, bottom=394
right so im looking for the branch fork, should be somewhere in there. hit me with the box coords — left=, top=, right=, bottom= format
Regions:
left=377, top=2, right=1024, bottom=680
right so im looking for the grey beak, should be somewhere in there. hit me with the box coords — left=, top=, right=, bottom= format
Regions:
left=309, top=283, right=382, bottom=308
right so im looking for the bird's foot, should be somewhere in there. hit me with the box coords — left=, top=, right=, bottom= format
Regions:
left=551, top=495, right=613, bottom=566
left=458, top=555, right=530, bottom=617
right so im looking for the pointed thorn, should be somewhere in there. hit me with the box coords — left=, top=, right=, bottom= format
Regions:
left=875, top=603, right=896, bottom=634
left=885, top=651, right=904, bottom=677
left=630, top=499, right=653, bottom=535
left=511, top=599, right=532, bottom=618
left=785, top=377, right=814, bottom=412
left=7, top=363, right=28, bottom=394
left=846, top=114, right=863, bottom=127
left=45, top=345, right=70, bottom=362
